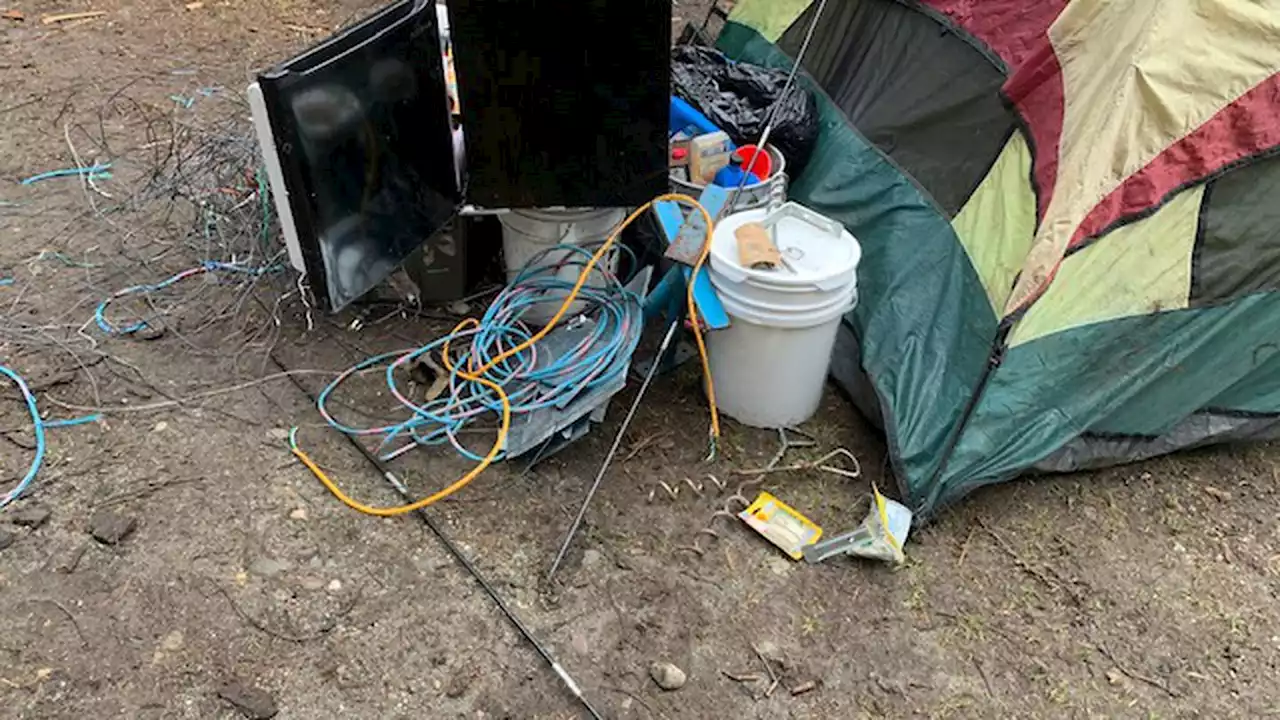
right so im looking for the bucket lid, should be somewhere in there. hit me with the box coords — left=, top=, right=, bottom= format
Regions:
left=710, top=203, right=860, bottom=292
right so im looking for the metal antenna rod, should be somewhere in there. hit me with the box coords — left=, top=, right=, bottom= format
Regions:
left=548, top=317, right=681, bottom=582
left=266, top=347, right=605, bottom=720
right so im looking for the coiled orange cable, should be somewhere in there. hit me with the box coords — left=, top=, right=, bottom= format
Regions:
left=292, top=193, right=720, bottom=516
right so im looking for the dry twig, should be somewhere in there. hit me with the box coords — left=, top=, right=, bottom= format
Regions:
left=208, top=579, right=360, bottom=643
left=41, top=10, right=105, bottom=24
left=1092, top=641, right=1180, bottom=698
left=20, top=599, right=89, bottom=648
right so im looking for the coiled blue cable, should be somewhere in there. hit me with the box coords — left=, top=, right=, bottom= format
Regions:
left=318, top=241, right=645, bottom=463
left=0, top=364, right=100, bottom=509
left=0, top=365, right=44, bottom=510
left=95, top=261, right=282, bottom=335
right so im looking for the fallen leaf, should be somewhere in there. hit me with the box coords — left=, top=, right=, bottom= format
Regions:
left=2, top=9, right=24, bottom=21
left=184, top=1, right=203, bottom=8
left=41, top=10, right=105, bottom=24
left=35, top=668, right=52, bottom=681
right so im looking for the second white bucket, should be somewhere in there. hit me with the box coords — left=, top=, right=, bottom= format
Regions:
left=706, top=203, right=862, bottom=429
left=499, top=208, right=627, bottom=326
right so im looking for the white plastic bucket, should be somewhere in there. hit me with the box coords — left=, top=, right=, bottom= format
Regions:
left=706, top=203, right=861, bottom=428
left=499, top=208, right=626, bottom=326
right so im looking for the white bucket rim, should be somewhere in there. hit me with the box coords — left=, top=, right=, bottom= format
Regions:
left=709, top=266, right=856, bottom=313
left=708, top=261, right=854, bottom=294
left=502, top=207, right=627, bottom=224
left=718, top=283, right=857, bottom=329
left=499, top=207, right=627, bottom=249
left=709, top=207, right=861, bottom=292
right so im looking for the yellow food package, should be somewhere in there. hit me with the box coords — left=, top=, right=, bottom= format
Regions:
left=739, top=491, right=823, bottom=560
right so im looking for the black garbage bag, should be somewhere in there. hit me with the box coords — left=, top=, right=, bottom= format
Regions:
left=671, top=45, right=819, bottom=177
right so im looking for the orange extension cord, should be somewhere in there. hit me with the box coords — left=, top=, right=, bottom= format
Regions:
left=291, top=193, right=720, bottom=517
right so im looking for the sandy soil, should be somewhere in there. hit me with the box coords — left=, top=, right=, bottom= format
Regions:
left=2, top=1, right=1279, bottom=718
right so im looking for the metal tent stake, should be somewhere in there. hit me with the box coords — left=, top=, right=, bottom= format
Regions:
left=547, top=317, right=681, bottom=582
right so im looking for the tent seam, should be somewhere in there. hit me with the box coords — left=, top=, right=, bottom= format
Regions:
left=1063, top=144, right=1280, bottom=262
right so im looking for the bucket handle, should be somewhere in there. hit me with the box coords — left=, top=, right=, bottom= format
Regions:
left=761, top=202, right=844, bottom=240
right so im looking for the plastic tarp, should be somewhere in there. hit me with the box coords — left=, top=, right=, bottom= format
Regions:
left=723, top=0, right=1280, bottom=518
left=720, top=14, right=998, bottom=502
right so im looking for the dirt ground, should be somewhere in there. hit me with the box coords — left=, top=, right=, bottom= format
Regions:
left=2, top=1, right=1280, bottom=718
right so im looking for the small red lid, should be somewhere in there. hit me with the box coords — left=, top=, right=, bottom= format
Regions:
left=671, top=148, right=689, bottom=160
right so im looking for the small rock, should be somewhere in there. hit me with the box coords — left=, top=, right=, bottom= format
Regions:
left=300, top=577, right=325, bottom=591
left=88, top=509, right=136, bottom=545
left=447, top=300, right=470, bottom=316
left=218, top=679, right=278, bottom=719
left=1106, top=668, right=1127, bottom=687
left=289, top=508, right=308, bottom=521
left=249, top=557, right=291, bottom=577
left=11, top=505, right=50, bottom=528
left=267, top=428, right=289, bottom=441
left=649, top=661, right=687, bottom=691
left=0, top=527, right=16, bottom=550
left=54, top=544, right=88, bottom=573
left=152, top=421, right=169, bottom=433
left=581, top=549, right=603, bottom=569
left=326, top=579, right=343, bottom=592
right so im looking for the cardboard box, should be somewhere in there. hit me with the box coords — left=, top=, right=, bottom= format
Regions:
left=688, top=131, right=732, bottom=184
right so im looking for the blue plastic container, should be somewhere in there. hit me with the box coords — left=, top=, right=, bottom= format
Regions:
left=713, top=157, right=759, bottom=188
left=670, top=96, right=722, bottom=138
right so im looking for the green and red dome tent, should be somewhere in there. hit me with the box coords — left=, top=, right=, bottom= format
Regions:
left=716, top=0, right=1280, bottom=517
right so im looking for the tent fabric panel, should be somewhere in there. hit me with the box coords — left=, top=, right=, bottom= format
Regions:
left=930, top=292, right=1280, bottom=511
left=1070, top=75, right=1280, bottom=249
left=1005, top=0, right=1280, bottom=314
left=951, top=129, right=1037, bottom=313
left=1200, top=364, right=1280, bottom=416
left=718, top=20, right=999, bottom=505
left=829, top=318, right=885, bottom=433
left=1190, top=153, right=1280, bottom=305
left=726, top=0, right=810, bottom=43
left=1033, top=411, right=1280, bottom=473
left=1009, top=185, right=1203, bottom=347
left=1080, top=309, right=1280, bottom=437
left=1089, top=367, right=1280, bottom=438
left=775, top=0, right=1014, bottom=217
left=916, top=0, right=1067, bottom=71
left=1002, top=39, right=1066, bottom=226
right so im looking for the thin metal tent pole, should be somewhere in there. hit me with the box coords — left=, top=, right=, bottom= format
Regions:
left=546, top=316, right=681, bottom=582
left=268, top=350, right=605, bottom=720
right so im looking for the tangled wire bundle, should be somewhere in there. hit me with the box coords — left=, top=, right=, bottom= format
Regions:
left=316, top=242, right=643, bottom=463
